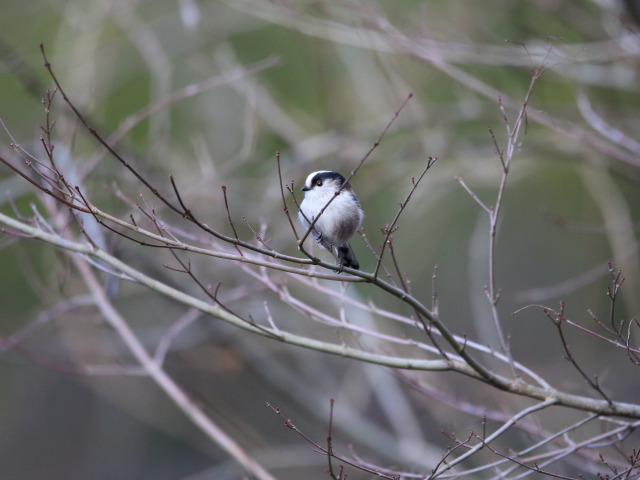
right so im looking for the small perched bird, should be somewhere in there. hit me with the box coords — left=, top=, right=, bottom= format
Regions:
left=299, top=170, right=364, bottom=269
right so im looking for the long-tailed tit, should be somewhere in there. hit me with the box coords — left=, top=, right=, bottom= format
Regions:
left=299, top=170, right=364, bottom=270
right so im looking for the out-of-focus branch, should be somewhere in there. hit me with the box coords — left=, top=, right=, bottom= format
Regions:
left=431, top=398, right=558, bottom=477
left=64, top=233, right=278, bottom=480
left=224, top=0, right=640, bottom=168
left=82, top=55, right=281, bottom=178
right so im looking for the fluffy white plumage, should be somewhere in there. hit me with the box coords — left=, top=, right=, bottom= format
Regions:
left=298, top=170, right=363, bottom=269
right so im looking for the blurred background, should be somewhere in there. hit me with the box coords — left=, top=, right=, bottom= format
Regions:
left=1, top=1, right=640, bottom=479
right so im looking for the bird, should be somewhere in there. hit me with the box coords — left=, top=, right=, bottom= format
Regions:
left=298, top=170, right=364, bottom=270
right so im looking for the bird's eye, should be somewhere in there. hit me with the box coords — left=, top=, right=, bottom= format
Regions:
left=316, top=180, right=323, bottom=187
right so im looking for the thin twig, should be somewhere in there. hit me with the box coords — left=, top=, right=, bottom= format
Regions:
left=0, top=154, right=91, bottom=213
left=544, top=303, right=613, bottom=405
left=242, top=216, right=273, bottom=251
left=372, top=156, right=437, bottom=279
left=454, top=176, right=491, bottom=213
left=222, top=185, right=243, bottom=256
left=275, top=151, right=299, bottom=241
left=267, top=402, right=400, bottom=480
left=433, top=398, right=558, bottom=476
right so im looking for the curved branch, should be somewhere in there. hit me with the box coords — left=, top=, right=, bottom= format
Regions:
left=2, top=210, right=640, bottom=419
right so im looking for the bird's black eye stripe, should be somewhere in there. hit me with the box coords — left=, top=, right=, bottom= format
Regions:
left=310, top=171, right=346, bottom=189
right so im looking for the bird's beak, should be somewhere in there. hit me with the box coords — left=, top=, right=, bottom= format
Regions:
left=301, top=185, right=310, bottom=192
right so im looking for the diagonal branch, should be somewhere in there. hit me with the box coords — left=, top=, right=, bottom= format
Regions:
left=2, top=210, right=640, bottom=419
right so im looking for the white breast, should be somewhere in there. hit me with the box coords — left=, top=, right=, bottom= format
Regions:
left=299, top=191, right=362, bottom=247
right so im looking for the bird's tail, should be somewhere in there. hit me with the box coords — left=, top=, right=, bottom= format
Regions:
left=337, top=242, right=359, bottom=270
